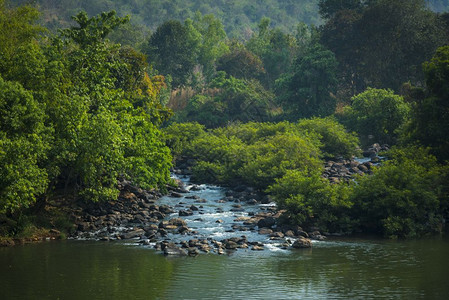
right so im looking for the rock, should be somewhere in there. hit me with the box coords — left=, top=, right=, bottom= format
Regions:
left=215, top=219, right=224, bottom=223
left=251, top=245, right=264, bottom=251
left=247, top=199, right=258, bottom=205
left=179, top=209, right=194, bottom=216
left=269, top=232, right=285, bottom=238
left=164, top=244, right=188, bottom=256
left=292, top=237, right=312, bottom=249
left=257, top=217, right=276, bottom=229
left=170, top=192, right=183, bottom=198
left=159, top=205, right=174, bottom=214
left=188, top=247, right=200, bottom=256
left=358, top=164, right=369, bottom=172
left=258, top=228, right=273, bottom=235
left=195, top=199, right=207, bottom=203
left=189, top=205, right=199, bottom=211
left=0, top=239, right=15, bottom=247
left=284, top=230, right=295, bottom=237
left=224, top=240, right=238, bottom=250
left=120, top=228, right=145, bottom=239
left=168, top=218, right=187, bottom=227
left=370, top=156, right=380, bottom=163
left=309, top=231, right=326, bottom=241
left=230, top=207, right=245, bottom=212
left=178, top=226, right=190, bottom=234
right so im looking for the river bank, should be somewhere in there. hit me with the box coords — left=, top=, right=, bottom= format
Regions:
left=0, top=143, right=389, bottom=252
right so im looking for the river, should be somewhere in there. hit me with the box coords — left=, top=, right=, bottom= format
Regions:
left=1, top=175, right=448, bottom=299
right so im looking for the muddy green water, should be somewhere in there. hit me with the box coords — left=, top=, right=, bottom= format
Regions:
left=1, top=237, right=448, bottom=299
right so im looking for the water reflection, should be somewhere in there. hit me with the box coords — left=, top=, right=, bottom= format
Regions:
left=1, top=236, right=449, bottom=299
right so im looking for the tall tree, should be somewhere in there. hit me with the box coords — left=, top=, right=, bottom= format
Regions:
left=320, top=0, right=447, bottom=96
left=146, top=20, right=197, bottom=87
left=405, top=46, right=449, bottom=161
left=276, top=42, right=338, bottom=119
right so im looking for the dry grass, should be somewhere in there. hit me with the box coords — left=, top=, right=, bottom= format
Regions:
left=168, top=87, right=221, bottom=111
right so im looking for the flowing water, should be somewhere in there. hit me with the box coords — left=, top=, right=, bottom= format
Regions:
left=1, top=176, right=448, bottom=299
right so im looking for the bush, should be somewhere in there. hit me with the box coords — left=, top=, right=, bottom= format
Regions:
left=351, top=146, right=448, bottom=238
left=268, top=169, right=354, bottom=232
left=163, top=122, right=206, bottom=159
left=340, top=88, right=410, bottom=145
left=296, top=117, right=360, bottom=158
left=239, top=133, right=322, bottom=189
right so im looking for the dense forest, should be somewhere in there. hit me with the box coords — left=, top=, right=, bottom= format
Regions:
left=13, top=0, right=449, bottom=37
left=1, top=0, right=449, bottom=241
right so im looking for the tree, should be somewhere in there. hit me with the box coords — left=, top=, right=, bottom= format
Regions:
left=247, top=18, right=298, bottom=86
left=318, top=0, right=363, bottom=20
left=146, top=20, right=197, bottom=87
left=320, top=0, right=447, bottom=96
left=404, top=46, right=449, bottom=161
left=351, top=146, right=448, bottom=238
left=276, top=42, right=338, bottom=119
left=189, top=12, right=229, bottom=81
left=341, top=88, right=410, bottom=145
left=216, top=41, right=265, bottom=80
left=0, top=77, right=49, bottom=213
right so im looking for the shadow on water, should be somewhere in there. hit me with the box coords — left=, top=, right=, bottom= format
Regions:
left=1, top=236, right=449, bottom=299
left=0, top=240, right=175, bottom=300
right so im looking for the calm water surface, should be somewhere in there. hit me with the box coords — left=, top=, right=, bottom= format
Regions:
left=1, top=236, right=448, bottom=299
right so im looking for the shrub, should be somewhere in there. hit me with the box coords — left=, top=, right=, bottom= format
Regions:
left=351, top=146, right=448, bottom=238
left=340, top=88, right=410, bottom=145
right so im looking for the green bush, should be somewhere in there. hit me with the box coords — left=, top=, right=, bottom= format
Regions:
left=351, top=146, right=448, bottom=238
left=340, top=88, right=411, bottom=145
left=239, top=133, right=322, bottom=189
left=268, top=169, right=354, bottom=232
left=296, top=117, right=360, bottom=158
left=163, top=122, right=206, bottom=159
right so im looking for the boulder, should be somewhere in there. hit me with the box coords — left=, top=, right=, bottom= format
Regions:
left=163, top=243, right=188, bottom=256
left=292, top=237, right=312, bottom=249
left=121, top=228, right=145, bottom=239
left=257, top=217, right=276, bottom=229
left=168, top=218, right=187, bottom=227
left=179, top=209, right=194, bottom=217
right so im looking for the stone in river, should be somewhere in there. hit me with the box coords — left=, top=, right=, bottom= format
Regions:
left=179, top=209, right=194, bottom=216
left=251, top=245, right=264, bottom=251
left=292, top=237, right=312, bottom=249
left=164, top=244, right=188, bottom=256
left=257, top=216, right=276, bottom=229
left=258, top=228, right=273, bottom=235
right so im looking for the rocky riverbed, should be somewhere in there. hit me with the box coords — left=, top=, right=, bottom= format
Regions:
left=70, top=175, right=322, bottom=256
left=70, top=144, right=385, bottom=256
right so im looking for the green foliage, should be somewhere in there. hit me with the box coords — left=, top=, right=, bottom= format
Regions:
left=276, top=42, right=338, bottom=119
left=351, top=146, right=449, bottom=238
left=320, top=0, right=447, bottom=95
left=13, top=0, right=321, bottom=38
left=318, top=0, right=363, bottom=20
left=296, top=117, right=360, bottom=159
left=0, top=5, right=173, bottom=212
left=268, top=169, right=354, bottom=232
left=341, top=88, right=411, bottom=145
left=190, top=134, right=247, bottom=183
left=163, top=122, right=206, bottom=159
left=0, top=77, right=49, bottom=213
left=187, top=12, right=229, bottom=81
left=61, top=10, right=129, bottom=47
left=146, top=20, right=197, bottom=87
left=216, top=40, right=265, bottom=81
left=176, top=72, right=276, bottom=127
left=239, top=133, right=322, bottom=189
left=404, top=46, right=449, bottom=161
left=247, top=18, right=298, bottom=86
left=167, top=121, right=330, bottom=190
